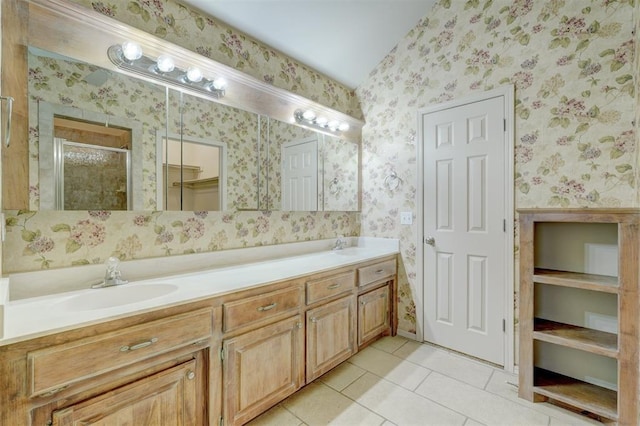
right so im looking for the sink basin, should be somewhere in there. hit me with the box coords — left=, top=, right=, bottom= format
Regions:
left=332, top=247, right=362, bottom=256
left=55, top=283, right=179, bottom=311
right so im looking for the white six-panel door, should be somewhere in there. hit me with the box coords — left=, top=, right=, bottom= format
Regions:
left=282, top=138, right=318, bottom=211
left=422, top=95, right=506, bottom=366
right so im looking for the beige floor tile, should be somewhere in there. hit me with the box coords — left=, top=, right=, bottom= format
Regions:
left=463, top=419, right=485, bottom=426
left=371, top=335, right=410, bottom=353
left=549, top=416, right=607, bottom=426
left=349, top=346, right=431, bottom=390
left=320, top=361, right=367, bottom=392
left=245, top=404, right=304, bottom=426
left=382, top=421, right=398, bottom=426
left=415, top=372, right=550, bottom=426
left=393, top=341, right=493, bottom=389
left=343, top=372, right=466, bottom=426
left=283, top=381, right=385, bottom=426
left=485, top=370, right=603, bottom=425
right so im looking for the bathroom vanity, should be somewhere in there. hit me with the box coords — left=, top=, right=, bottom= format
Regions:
left=0, top=241, right=398, bottom=425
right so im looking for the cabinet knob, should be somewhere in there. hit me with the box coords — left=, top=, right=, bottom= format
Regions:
left=187, top=370, right=196, bottom=380
left=310, top=317, right=317, bottom=323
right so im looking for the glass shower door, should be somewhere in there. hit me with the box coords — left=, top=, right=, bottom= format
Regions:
left=54, top=138, right=130, bottom=210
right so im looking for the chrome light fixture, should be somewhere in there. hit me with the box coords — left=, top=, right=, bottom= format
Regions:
left=108, top=42, right=227, bottom=99
left=294, top=109, right=350, bottom=135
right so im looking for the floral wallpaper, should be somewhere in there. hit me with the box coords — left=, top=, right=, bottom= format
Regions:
left=322, top=135, right=360, bottom=212
left=4, top=209, right=359, bottom=271
left=3, top=0, right=362, bottom=274
left=356, top=0, right=638, bottom=334
left=7, top=0, right=637, bottom=344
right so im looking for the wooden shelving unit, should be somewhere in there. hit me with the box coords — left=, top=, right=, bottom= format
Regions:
left=518, top=209, right=640, bottom=425
left=533, top=368, right=618, bottom=420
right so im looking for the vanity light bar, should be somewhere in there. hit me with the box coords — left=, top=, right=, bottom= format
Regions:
left=107, top=43, right=227, bottom=99
left=293, top=109, right=350, bottom=134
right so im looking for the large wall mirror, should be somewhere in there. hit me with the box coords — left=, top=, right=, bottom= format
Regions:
left=28, top=44, right=359, bottom=212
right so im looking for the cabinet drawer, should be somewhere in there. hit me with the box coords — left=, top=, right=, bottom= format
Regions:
left=28, top=308, right=213, bottom=397
left=223, top=286, right=301, bottom=333
left=358, top=259, right=396, bottom=286
left=306, top=271, right=355, bottom=305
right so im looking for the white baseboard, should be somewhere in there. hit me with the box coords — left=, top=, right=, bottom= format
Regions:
left=396, top=329, right=418, bottom=340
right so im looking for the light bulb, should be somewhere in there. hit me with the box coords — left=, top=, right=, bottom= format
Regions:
left=121, top=41, right=142, bottom=61
left=328, top=120, right=340, bottom=131
left=338, top=123, right=350, bottom=132
left=186, top=67, right=203, bottom=82
left=155, top=55, right=175, bottom=73
left=315, top=117, right=328, bottom=126
left=211, top=78, right=227, bottom=90
left=302, top=110, right=316, bottom=121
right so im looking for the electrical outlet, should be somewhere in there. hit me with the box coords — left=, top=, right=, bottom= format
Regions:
left=400, top=212, right=413, bottom=225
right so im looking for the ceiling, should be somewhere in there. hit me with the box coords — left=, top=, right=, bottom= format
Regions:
left=180, top=0, right=436, bottom=89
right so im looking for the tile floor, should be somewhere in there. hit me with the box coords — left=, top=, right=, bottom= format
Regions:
left=247, top=336, right=605, bottom=426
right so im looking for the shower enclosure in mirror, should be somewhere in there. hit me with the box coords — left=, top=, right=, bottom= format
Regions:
left=54, top=138, right=130, bottom=211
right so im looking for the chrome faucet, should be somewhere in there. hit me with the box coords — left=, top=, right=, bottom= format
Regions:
left=91, top=257, right=129, bottom=288
left=332, top=235, right=348, bottom=251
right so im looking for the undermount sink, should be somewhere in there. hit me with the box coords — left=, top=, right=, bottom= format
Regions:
left=55, top=283, right=179, bottom=311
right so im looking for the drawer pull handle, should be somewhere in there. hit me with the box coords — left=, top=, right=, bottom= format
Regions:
left=375, top=269, right=385, bottom=274
left=327, top=283, right=341, bottom=290
left=120, top=337, right=158, bottom=352
left=310, top=317, right=317, bottom=323
left=257, top=302, right=277, bottom=312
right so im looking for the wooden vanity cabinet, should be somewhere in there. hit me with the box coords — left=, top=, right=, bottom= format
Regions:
left=220, top=281, right=305, bottom=426
left=358, top=285, right=390, bottom=346
left=222, top=315, right=305, bottom=425
left=0, top=255, right=397, bottom=426
left=49, top=356, right=201, bottom=425
left=1, top=305, right=222, bottom=426
left=356, top=258, right=397, bottom=348
left=304, top=269, right=357, bottom=382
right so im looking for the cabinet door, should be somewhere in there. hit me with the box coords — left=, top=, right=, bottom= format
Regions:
left=223, top=315, right=304, bottom=426
left=306, top=295, right=356, bottom=382
left=51, top=359, right=199, bottom=425
left=358, top=285, right=390, bottom=347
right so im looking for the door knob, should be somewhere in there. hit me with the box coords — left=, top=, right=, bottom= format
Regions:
left=425, top=236, right=435, bottom=246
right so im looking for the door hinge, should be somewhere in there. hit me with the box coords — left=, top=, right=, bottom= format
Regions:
left=219, top=416, right=224, bottom=426
left=503, top=119, right=507, bottom=132
left=502, top=319, right=506, bottom=332
left=503, top=219, right=506, bottom=232
left=219, top=346, right=224, bottom=362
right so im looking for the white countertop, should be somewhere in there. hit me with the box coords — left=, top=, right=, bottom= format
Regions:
left=0, top=237, right=398, bottom=346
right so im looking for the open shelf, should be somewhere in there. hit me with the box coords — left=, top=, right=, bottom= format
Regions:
left=172, top=177, right=219, bottom=189
left=533, top=269, right=618, bottom=294
left=533, top=367, right=617, bottom=421
left=533, top=318, right=618, bottom=358
left=520, top=210, right=640, bottom=423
